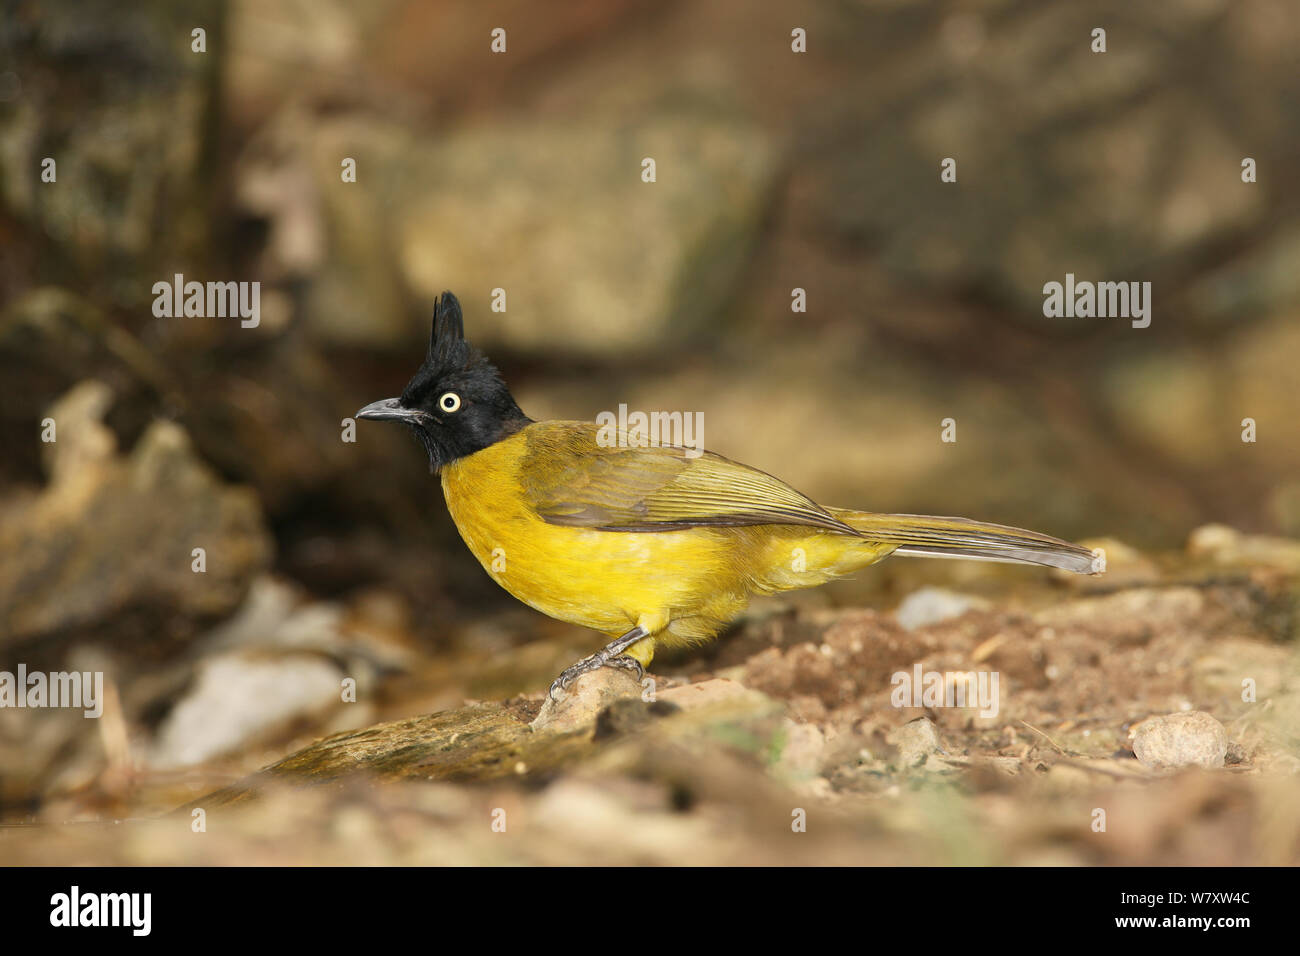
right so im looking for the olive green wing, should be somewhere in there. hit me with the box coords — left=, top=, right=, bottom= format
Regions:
left=520, top=422, right=855, bottom=534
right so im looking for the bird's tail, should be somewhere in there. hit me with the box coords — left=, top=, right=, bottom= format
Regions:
left=831, top=510, right=1105, bottom=575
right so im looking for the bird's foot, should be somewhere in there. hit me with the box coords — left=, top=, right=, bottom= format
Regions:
left=547, top=654, right=645, bottom=701
left=547, top=628, right=649, bottom=701
left=547, top=653, right=606, bottom=701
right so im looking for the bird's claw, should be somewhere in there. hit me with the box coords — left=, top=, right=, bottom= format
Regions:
left=604, top=654, right=645, bottom=680
left=547, top=653, right=645, bottom=701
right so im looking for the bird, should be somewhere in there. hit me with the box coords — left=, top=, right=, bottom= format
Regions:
left=357, top=292, right=1104, bottom=700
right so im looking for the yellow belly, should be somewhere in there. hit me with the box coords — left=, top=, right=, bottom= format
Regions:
left=439, top=428, right=893, bottom=663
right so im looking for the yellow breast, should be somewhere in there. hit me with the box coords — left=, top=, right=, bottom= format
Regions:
left=440, top=429, right=747, bottom=640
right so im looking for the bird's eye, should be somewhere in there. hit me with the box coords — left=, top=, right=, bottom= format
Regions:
left=438, top=392, right=462, bottom=413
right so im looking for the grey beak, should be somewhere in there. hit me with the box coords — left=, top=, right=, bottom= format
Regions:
left=356, top=398, right=419, bottom=423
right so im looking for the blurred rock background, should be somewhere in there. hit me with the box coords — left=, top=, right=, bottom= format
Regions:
left=0, top=0, right=1297, bottom=860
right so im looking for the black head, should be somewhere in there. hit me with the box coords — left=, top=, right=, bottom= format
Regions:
left=356, top=292, right=530, bottom=471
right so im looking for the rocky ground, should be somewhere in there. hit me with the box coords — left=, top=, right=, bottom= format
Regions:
left=2, top=518, right=1296, bottom=865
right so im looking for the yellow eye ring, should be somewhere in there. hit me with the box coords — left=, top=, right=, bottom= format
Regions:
left=438, top=392, right=462, bottom=413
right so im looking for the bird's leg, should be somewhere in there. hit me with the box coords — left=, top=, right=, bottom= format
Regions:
left=548, top=626, right=649, bottom=700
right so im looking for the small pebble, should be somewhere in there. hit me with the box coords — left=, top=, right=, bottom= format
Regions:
left=1130, top=711, right=1228, bottom=770
left=894, top=588, right=986, bottom=631
left=890, top=717, right=944, bottom=767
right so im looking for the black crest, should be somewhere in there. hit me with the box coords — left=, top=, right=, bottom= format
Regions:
left=428, top=291, right=469, bottom=371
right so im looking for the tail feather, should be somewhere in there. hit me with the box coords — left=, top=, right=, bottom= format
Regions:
left=834, top=511, right=1104, bottom=575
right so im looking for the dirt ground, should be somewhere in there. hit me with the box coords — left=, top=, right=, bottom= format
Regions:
left=3, top=525, right=1296, bottom=866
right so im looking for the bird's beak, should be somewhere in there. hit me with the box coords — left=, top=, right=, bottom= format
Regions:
left=356, top=397, right=421, bottom=424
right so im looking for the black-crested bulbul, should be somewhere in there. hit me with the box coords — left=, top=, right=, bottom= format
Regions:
left=358, top=293, right=1104, bottom=699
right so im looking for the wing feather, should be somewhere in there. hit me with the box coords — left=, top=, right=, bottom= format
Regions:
left=521, top=422, right=854, bottom=534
